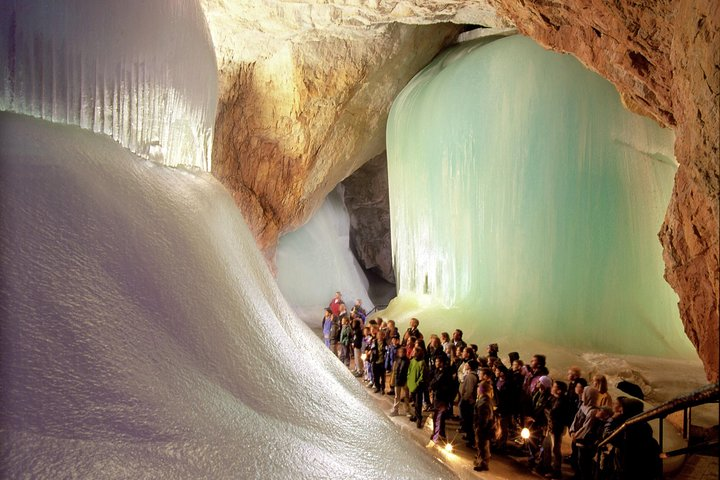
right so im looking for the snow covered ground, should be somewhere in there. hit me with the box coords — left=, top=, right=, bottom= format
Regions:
left=0, top=112, right=458, bottom=478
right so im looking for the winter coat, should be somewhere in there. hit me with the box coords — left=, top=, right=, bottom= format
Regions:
left=407, top=358, right=426, bottom=394
left=473, top=394, right=495, bottom=440
left=351, top=325, right=363, bottom=349
left=322, top=316, right=333, bottom=338
left=339, top=325, right=352, bottom=346
left=460, top=371, right=479, bottom=403
left=385, top=344, right=397, bottom=371
left=548, top=394, right=571, bottom=435
left=393, top=357, right=409, bottom=387
left=570, top=387, right=601, bottom=447
left=329, top=319, right=341, bottom=343
left=429, top=367, right=457, bottom=405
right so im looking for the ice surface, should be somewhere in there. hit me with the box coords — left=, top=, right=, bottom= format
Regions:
left=276, top=185, right=374, bottom=324
left=385, top=35, right=696, bottom=359
left=0, top=112, right=457, bottom=478
left=0, top=0, right=217, bottom=170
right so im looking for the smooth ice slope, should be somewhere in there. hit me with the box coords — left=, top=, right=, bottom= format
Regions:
left=0, top=0, right=217, bottom=170
left=0, top=113, right=456, bottom=479
left=386, top=35, right=695, bottom=358
left=276, top=185, right=374, bottom=323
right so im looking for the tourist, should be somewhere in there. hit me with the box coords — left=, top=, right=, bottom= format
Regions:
left=321, top=308, right=333, bottom=349
left=385, top=335, right=400, bottom=395
left=386, top=319, right=399, bottom=341
left=328, top=291, right=344, bottom=317
left=593, top=374, right=613, bottom=408
left=452, top=329, right=467, bottom=351
left=408, top=346, right=427, bottom=429
left=329, top=314, right=341, bottom=357
left=429, top=354, right=456, bottom=445
left=338, top=316, right=352, bottom=367
left=361, top=326, right=373, bottom=385
left=524, top=354, right=550, bottom=396
left=351, top=317, right=364, bottom=376
left=528, top=375, right=553, bottom=472
left=570, top=386, right=600, bottom=480
left=493, top=363, right=517, bottom=451
left=440, top=332, right=452, bottom=355
left=541, top=380, right=571, bottom=479
left=371, top=330, right=387, bottom=394
left=473, top=380, right=495, bottom=472
left=403, top=317, right=423, bottom=345
left=459, top=359, right=479, bottom=446
left=350, top=298, right=366, bottom=322
left=390, top=347, right=410, bottom=417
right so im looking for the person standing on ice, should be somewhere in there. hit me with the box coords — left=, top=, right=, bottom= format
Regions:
left=402, top=317, right=423, bottom=346
left=428, top=354, right=456, bottom=445
left=329, top=291, right=344, bottom=317
left=351, top=317, right=364, bottom=376
left=473, top=381, right=495, bottom=472
left=408, top=346, right=427, bottom=428
left=350, top=298, right=366, bottom=322
left=321, top=308, right=333, bottom=349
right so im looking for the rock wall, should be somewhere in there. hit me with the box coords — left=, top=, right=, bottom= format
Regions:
left=342, top=152, right=395, bottom=283
left=211, top=22, right=462, bottom=260
left=491, top=0, right=719, bottom=381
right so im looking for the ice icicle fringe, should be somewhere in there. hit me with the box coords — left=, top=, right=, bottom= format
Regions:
left=0, top=0, right=217, bottom=170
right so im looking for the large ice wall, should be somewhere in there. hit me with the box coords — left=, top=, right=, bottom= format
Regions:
left=0, top=0, right=217, bottom=170
left=276, top=185, right=374, bottom=324
left=385, top=35, right=696, bottom=358
left=0, top=113, right=456, bottom=478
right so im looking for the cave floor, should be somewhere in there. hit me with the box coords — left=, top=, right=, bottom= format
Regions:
left=352, top=362, right=569, bottom=480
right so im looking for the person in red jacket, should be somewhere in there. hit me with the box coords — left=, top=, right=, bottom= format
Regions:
left=328, top=291, right=344, bottom=317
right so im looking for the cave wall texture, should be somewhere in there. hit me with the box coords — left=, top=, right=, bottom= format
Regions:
left=202, top=1, right=719, bottom=381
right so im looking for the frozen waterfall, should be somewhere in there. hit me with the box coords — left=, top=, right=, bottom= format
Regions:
left=385, top=35, right=696, bottom=359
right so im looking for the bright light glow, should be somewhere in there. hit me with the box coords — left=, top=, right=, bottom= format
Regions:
left=521, top=428, right=530, bottom=440
left=360, top=353, right=367, bottom=361
left=444, top=442, right=453, bottom=452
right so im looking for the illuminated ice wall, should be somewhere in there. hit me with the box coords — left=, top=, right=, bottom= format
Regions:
left=0, top=0, right=217, bottom=169
left=386, top=35, right=695, bottom=358
left=276, top=185, right=374, bottom=324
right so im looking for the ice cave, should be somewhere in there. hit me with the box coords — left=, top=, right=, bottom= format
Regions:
left=1, top=0, right=718, bottom=478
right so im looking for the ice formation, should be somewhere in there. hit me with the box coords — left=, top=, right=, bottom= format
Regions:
left=276, top=185, right=374, bottom=324
left=385, top=35, right=696, bottom=359
left=0, top=0, right=217, bottom=170
left=0, top=1, right=454, bottom=477
left=0, top=111, right=458, bottom=478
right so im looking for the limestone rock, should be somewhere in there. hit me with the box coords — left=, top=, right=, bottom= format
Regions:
left=491, top=0, right=719, bottom=381
left=211, top=22, right=464, bottom=261
left=342, top=152, right=395, bottom=283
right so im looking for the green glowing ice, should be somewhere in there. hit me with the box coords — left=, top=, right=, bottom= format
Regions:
left=385, top=35, right=695, bottom=358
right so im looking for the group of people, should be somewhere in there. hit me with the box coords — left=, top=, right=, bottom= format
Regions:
left=320, top=292, right=662, bottom=479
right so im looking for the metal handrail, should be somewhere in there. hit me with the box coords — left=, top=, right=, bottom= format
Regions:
left=366, top=304, right=388, bottom=317
left=597, top=382, right=719, bottom=449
